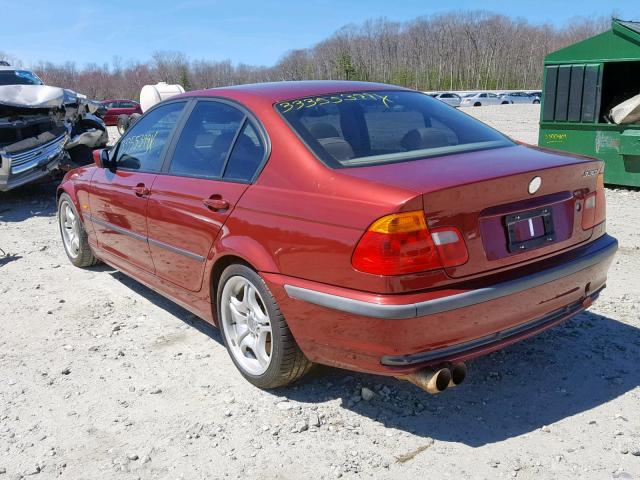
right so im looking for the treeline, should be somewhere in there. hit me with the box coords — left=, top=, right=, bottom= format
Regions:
left=2, top=11, right=610, bottom=100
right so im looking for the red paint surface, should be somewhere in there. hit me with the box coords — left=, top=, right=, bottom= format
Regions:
left=58, top=81, right=615, bottom=376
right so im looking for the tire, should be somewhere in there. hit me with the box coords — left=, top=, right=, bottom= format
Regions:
left=58, top=193, right=100, bottom=268
left=116, top=115, right=130, bottom=135
left=533, top=99, right=540, bottom=104
left=474, top=102, right=481, bottom=107
left=217, top=264, right=312, bottom=389
left=501, top=101, right=509, bottom=105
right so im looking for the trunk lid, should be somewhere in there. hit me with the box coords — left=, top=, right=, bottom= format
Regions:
left=342, top=144, right=603, bottom=279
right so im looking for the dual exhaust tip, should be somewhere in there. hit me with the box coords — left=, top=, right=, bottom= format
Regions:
left=397, top=362, right=467, bottom=394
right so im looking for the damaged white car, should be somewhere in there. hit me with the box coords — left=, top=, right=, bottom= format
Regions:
left=0, top=66, right=108, bottom=192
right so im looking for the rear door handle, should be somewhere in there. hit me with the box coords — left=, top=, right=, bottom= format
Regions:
left=133, top=184, right=150, bottom=197
left=203, top=197, right=229, bottom=211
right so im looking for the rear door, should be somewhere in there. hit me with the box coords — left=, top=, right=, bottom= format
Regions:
left=89, top=100, right=187, bottom=272
left=487, top=93, right=501, bottom=105
left=146, top=99, right=268, bottom=291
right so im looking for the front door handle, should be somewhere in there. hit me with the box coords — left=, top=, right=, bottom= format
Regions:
left=203, top=197, right=230, bottom=211
left=133, top=183, right=150, bottom=197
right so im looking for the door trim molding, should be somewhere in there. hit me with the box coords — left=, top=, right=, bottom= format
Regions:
left=87, top=214, right=205, bottom=263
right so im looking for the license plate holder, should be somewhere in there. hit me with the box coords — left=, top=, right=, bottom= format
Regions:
left=505, top=207, right=555, bottom=253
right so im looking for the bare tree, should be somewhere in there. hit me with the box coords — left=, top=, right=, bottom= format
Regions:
left=5, top=10, right=612, bottom=100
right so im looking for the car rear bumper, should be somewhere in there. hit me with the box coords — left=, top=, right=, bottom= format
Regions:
left=263, top=234, right=617, bottom=375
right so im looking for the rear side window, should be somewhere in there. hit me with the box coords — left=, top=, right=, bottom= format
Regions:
left=115, top=101, right=185, bottom=172
left=275, top=91, right=512, bottom=168
left=168, top=101, right=244, bottom=178
left=223, top=122, right=265, bottom=182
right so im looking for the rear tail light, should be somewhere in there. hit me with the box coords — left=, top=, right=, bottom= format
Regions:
left=581, top=173, right=606, bottom=230
left=351, top=210, right=468, bottom=275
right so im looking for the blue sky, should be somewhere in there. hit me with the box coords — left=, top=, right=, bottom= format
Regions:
left=1, top=0, right=637, bottom=68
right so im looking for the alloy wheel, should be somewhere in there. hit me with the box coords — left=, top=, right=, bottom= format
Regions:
left=220, top=276, right=273, bottom=376
left=60, top=201, right=80, bottom=258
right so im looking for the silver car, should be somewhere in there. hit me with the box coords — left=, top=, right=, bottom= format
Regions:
left=499, top=91, right=541, bottom=104
left=0, top=66, right=107, bottom=191
left=431, top=92, right=462, bottom=107
left=459, top=92, right=504, bottom=107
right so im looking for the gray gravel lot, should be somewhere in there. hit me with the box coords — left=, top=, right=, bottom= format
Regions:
left=0, top=105, right=638, bottom=479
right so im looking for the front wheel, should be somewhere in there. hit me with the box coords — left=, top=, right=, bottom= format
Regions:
left=58, top=193, right=100, bottom=268
left=217, top=264, right=312, bottom=389
left=533, top=99, right=540, bottom=104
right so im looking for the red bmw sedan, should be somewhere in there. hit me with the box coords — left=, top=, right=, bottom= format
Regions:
left=57, top=81, right=617, bottom=392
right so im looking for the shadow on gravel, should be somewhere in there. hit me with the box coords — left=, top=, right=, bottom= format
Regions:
left=0, top=253, right=22, bottom=267
left=106, top=272, right=640, bottom=447
left=109, top=271, right=223, bottom=343
left=0, top=180, right=59, bottom=223
left=288, top=311, right=640, bottom=447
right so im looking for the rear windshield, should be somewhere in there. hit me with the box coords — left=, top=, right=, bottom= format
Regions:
left=275, top=90, right=512, bottom=168
left=0, top=70, right=43, bottom=86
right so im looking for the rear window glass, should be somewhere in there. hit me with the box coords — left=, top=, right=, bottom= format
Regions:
left=275, top=91, right=512, bottom=168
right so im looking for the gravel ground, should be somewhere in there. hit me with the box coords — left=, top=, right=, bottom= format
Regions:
left=1, top=105, right=639, bottom=479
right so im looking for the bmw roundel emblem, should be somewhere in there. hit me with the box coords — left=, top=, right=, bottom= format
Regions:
left=528, top=176, right=542, bottom=194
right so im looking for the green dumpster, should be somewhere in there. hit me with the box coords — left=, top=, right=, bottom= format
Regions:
left=538, top=19, right=640, bottom=187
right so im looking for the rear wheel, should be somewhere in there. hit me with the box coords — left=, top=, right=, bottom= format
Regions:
left=533, top=99, right=540, bottom=104
left=474, top=102, right=481, bottom=107
left=58, top=193, right=99, bottom=268
left=217, top=264, right=312, bottom=388
left=501, top=101, right=510, bottom=105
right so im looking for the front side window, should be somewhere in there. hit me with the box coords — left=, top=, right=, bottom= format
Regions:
left=115, top=101, right=185, bottom=172
left=168, top=101, right=245, bottom=178
left=275, top=90, right=512, bottom=168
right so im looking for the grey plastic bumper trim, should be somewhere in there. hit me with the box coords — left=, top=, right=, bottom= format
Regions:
left=284, top=235, right=617, bottom=320
left=380, top=287, right=604, bottom=366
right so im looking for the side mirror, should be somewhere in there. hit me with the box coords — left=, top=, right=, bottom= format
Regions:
left=92, top=148, right=112, bottom=169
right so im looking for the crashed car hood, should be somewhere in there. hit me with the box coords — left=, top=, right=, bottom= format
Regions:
left=0, top=84, right=101, bottom=112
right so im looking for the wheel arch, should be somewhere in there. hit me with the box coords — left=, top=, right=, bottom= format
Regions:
left=207, top=238, right=280, bottom=324
left=56, top=181, right=78, bottom=208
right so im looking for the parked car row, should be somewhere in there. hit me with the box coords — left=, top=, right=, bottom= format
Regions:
left=427, top=90, right=541, bottom=107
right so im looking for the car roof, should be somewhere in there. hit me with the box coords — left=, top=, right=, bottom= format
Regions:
left=179, top=80, right=408, bottom=103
